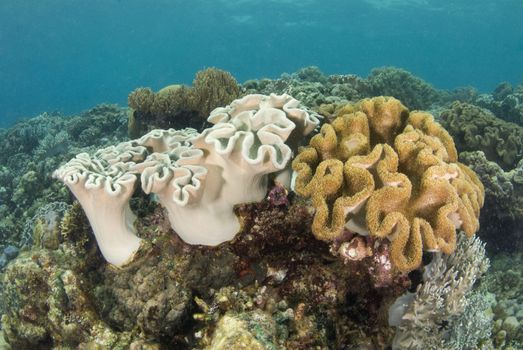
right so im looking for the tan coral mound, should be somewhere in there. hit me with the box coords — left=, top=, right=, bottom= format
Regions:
left=292, top=96, right=484, bottom=272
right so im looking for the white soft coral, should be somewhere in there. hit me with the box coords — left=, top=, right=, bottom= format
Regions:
left=53, top=143, right=147, bottom=266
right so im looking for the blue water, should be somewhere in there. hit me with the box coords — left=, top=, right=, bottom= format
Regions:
left=0, top=0, right=522, bottom=127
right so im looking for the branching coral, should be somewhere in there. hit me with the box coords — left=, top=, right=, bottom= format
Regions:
left=390, top=234, right=491, bottom=350
left=292, top=96, right=484, bottom=272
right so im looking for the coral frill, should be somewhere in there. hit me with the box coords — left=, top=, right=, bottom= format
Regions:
left=292, top=96, right=484, bottom=272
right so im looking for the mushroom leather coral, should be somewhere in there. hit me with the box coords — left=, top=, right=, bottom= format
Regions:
left=53, top=142, right=148, bottom=267
left=292, top=96, right=484, bottom=272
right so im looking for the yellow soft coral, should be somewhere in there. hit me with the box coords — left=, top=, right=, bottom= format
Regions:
left=293, top=96, right=484, bottom=272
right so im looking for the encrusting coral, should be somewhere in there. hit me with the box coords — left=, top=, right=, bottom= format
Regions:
left=1, top=181, right=411, bottom=349
left=292, top=96, right=484, bottom=272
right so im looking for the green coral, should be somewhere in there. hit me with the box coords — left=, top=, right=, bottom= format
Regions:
left=459, top=151, right=523, bottom=252
left=441, top=101, right=523, bottom=170
left=367, top=66, right=444, bottom=110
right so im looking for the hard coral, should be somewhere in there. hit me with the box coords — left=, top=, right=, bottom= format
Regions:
left=292, top=96, right=484, bottom=272
left=474, top=82, right=523, bottom=126
left=390, top=234, right=490, bottom=350
left=460, top=151, right=523, bottom=252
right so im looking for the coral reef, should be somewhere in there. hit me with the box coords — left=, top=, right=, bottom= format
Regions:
left=475, top=82, right=523, bottom=125
left=440, top=101, right=523, bottom=171
left=366, top=66, right=444, bottom=110
left=243, top=66, right=372, bottom=109
left=0, top=105, right=128, bottom=261
left=293, top=96, right=484, bottom=272
left=441, top=102, right=523, bottom=253
left=484, top=252, right=523, bottom=348
left=57, top=94, right=319, bottom=258
left=2, top=67, right=522, bottom=349
left=459, top=151, right=523, bottom=252
left=390, top=234, right=491, bottom=349
left=127, top=68, right=240, bottom=137
left=1, top=183, right=410, bottom=349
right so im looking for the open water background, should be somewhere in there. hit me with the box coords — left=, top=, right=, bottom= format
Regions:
left=0, top=0, right=522, bottom=127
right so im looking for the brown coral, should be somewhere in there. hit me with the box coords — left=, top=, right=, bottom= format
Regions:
left=128, top=87, right=155, bottom=114
left=150, top=84, right=194, bottom=117
left=292, top=96, right=484, bottom=272
left=126, top=68, right=240, bottom=137
left=191, top=67, right=240, bottom=118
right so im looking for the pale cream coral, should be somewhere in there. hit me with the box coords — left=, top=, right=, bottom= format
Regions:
left=292, top=96, right=484, bottom=272
left=53, top=143, right=148, bottom=267
left=57, top=95, right=319, bottom=251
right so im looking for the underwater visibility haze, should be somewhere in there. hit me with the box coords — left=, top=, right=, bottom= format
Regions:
left=0, top=0, right=523, bottom=349
left=1, top=0, right=523, bottom=126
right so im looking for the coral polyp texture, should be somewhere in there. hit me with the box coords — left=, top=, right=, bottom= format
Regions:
left=127, top=67, right=240, bottom=137
left=54, top=94, right=320, bottom=264
left=292, top=96, right=484, bottom=272
left=440, top=101, right=523, bottom=171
